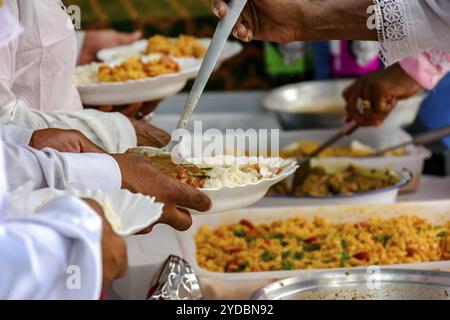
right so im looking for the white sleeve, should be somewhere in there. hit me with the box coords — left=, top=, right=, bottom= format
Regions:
left=3, top=141, right=121, bottom=192
left=0, top=36, right=137, bottom=154
left=0, top=196, right=103, bottom=300
left=0, top=101, right=137, bottom=154
left=0, top=124, right=33, bottom=145
left=374, top=0, right=450, bottom=65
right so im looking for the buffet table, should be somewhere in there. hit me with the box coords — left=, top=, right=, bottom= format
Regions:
left=110, top=92, right=450, bottom=300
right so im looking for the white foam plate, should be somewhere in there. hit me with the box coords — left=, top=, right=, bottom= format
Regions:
left=21, top=188, right=164, bottom=237
left=96, top=38, right=243, bottom=72
left=133, top=147, right=298, bottom=214
left=74, top=57, right=201, bottom=105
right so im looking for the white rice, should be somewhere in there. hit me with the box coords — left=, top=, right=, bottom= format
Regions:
left=202, top=165, right=261, bottom=189
left=74, top=63, right=101, bottom=85
left=198, top=156, right=281, bottom=189
left=102, top=198, right=122, bottom=233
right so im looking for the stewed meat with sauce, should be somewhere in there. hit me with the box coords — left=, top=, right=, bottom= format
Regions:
left=142, top=154, right=207, bottom=188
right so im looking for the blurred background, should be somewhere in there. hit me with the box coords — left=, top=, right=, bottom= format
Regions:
left=67, top=0, right=450, bottom=175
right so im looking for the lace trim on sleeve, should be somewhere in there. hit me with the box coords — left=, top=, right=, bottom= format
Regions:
left=373, top=0, right=420, bottom=66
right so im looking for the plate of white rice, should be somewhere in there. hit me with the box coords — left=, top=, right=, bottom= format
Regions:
left=194, top=156, right=298, bottom=214
left=133, top=147, right=298, bottom=214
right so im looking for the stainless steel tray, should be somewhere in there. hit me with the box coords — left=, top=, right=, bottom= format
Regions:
left=252, top=269, right=450, bottom=300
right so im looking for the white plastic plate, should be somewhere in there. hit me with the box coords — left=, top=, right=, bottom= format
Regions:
left=22, top=188, right=164, bottom=237
left=74, top=57, right=201, bottom=105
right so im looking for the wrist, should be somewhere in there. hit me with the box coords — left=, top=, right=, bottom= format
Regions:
left=111, top=154, right=128, bottom=190
left=82, top=198, right=104, bottom=215
left=391, top=63, right=423, bottom=95
left=299, top=0, right=377, bottom=41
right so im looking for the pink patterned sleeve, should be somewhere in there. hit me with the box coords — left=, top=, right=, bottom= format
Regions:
left=399, top=49, right=450, bottom=90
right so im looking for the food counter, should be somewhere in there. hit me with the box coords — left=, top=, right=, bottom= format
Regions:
left=110, top=92, right=450, bottom=300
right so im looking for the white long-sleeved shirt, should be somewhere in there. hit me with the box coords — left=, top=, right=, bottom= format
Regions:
left=0, top=124, right=121, bottom=192
left=374, top=0, right=450, bottom=65
left=0, top=0, right=137, bottom=153
left=0, top=133, right=103, bottom=299
left=0, top=196, right=103, bottom=299
left=0, top=3, right=104, bottom=300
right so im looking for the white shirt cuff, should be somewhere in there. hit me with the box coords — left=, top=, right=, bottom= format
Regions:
left=62, top=153, right=121, bottom=191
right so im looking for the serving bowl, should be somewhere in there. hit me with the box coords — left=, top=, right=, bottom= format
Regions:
left=270, top=160, right=412, bottom=206
left=277, top=128, right=431, bottom=192
left=262, top=79, right=425, bottom=130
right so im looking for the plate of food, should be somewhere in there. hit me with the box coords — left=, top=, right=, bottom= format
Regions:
left=277, top=128, right=431, bottom=192
left=74, top=54, right=201, bottom=105
left=178, top=201, right=450, bottom=299
left=21, top=188, right=164, bottom=237
left=130, top=147, right=298, bottom=214
left=97, top=34, right=243, bottom=70
left=268, top=160, right=412, bottom=206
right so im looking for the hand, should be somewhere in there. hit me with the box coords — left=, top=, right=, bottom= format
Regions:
left=78, top=29, right=142, bottom=65
left=129, top=118, right=171, bottom=148
left=82, top=198, right=128, bottom=289
left=212, top=0, right=303, bottom=43
left=344, top=63, right=422, bottom=126
left=30, top=129, right=105, bottom=153
left=111, top=153, right=211, bottom=231
left=212, top=0, right=377, bottom=43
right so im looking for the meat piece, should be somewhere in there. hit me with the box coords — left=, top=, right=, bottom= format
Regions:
left=142, top=154, right=207, bottom=188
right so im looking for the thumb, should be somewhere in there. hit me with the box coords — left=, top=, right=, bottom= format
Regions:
left=117, top=30, right=142, bottom=45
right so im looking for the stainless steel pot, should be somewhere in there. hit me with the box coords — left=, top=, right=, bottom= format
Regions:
left=252, top=269, right=450, bottom=300
left=262, top=79, right=425, bottom=130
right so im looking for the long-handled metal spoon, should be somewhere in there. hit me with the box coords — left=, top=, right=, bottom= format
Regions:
left=165, top=0, right=248, bottom=152
left=371, top=125, right=450, bottom=156
left=290, top=121, right=359, bottom=195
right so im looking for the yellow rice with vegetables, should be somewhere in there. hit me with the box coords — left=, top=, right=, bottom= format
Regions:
left=196, top=216, right=450, bottom=273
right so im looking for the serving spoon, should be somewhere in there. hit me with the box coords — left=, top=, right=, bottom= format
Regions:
left=290, top=121, right=359, bottom=195
left=164, top=0, right=248, bottom=153
left=371, top=125, right=450, bottom=156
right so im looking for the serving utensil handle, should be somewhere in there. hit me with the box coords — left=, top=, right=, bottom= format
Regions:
left=165, top=0, right=247, bottom=152
left=306, top=120, right=359, bottom=160
left=373, top=124, right=450, bottom=156
left=413, top=125, right=450, bottom=145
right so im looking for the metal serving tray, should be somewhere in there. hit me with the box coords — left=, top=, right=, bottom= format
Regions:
left=252, top=269, right=450, bottom=300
